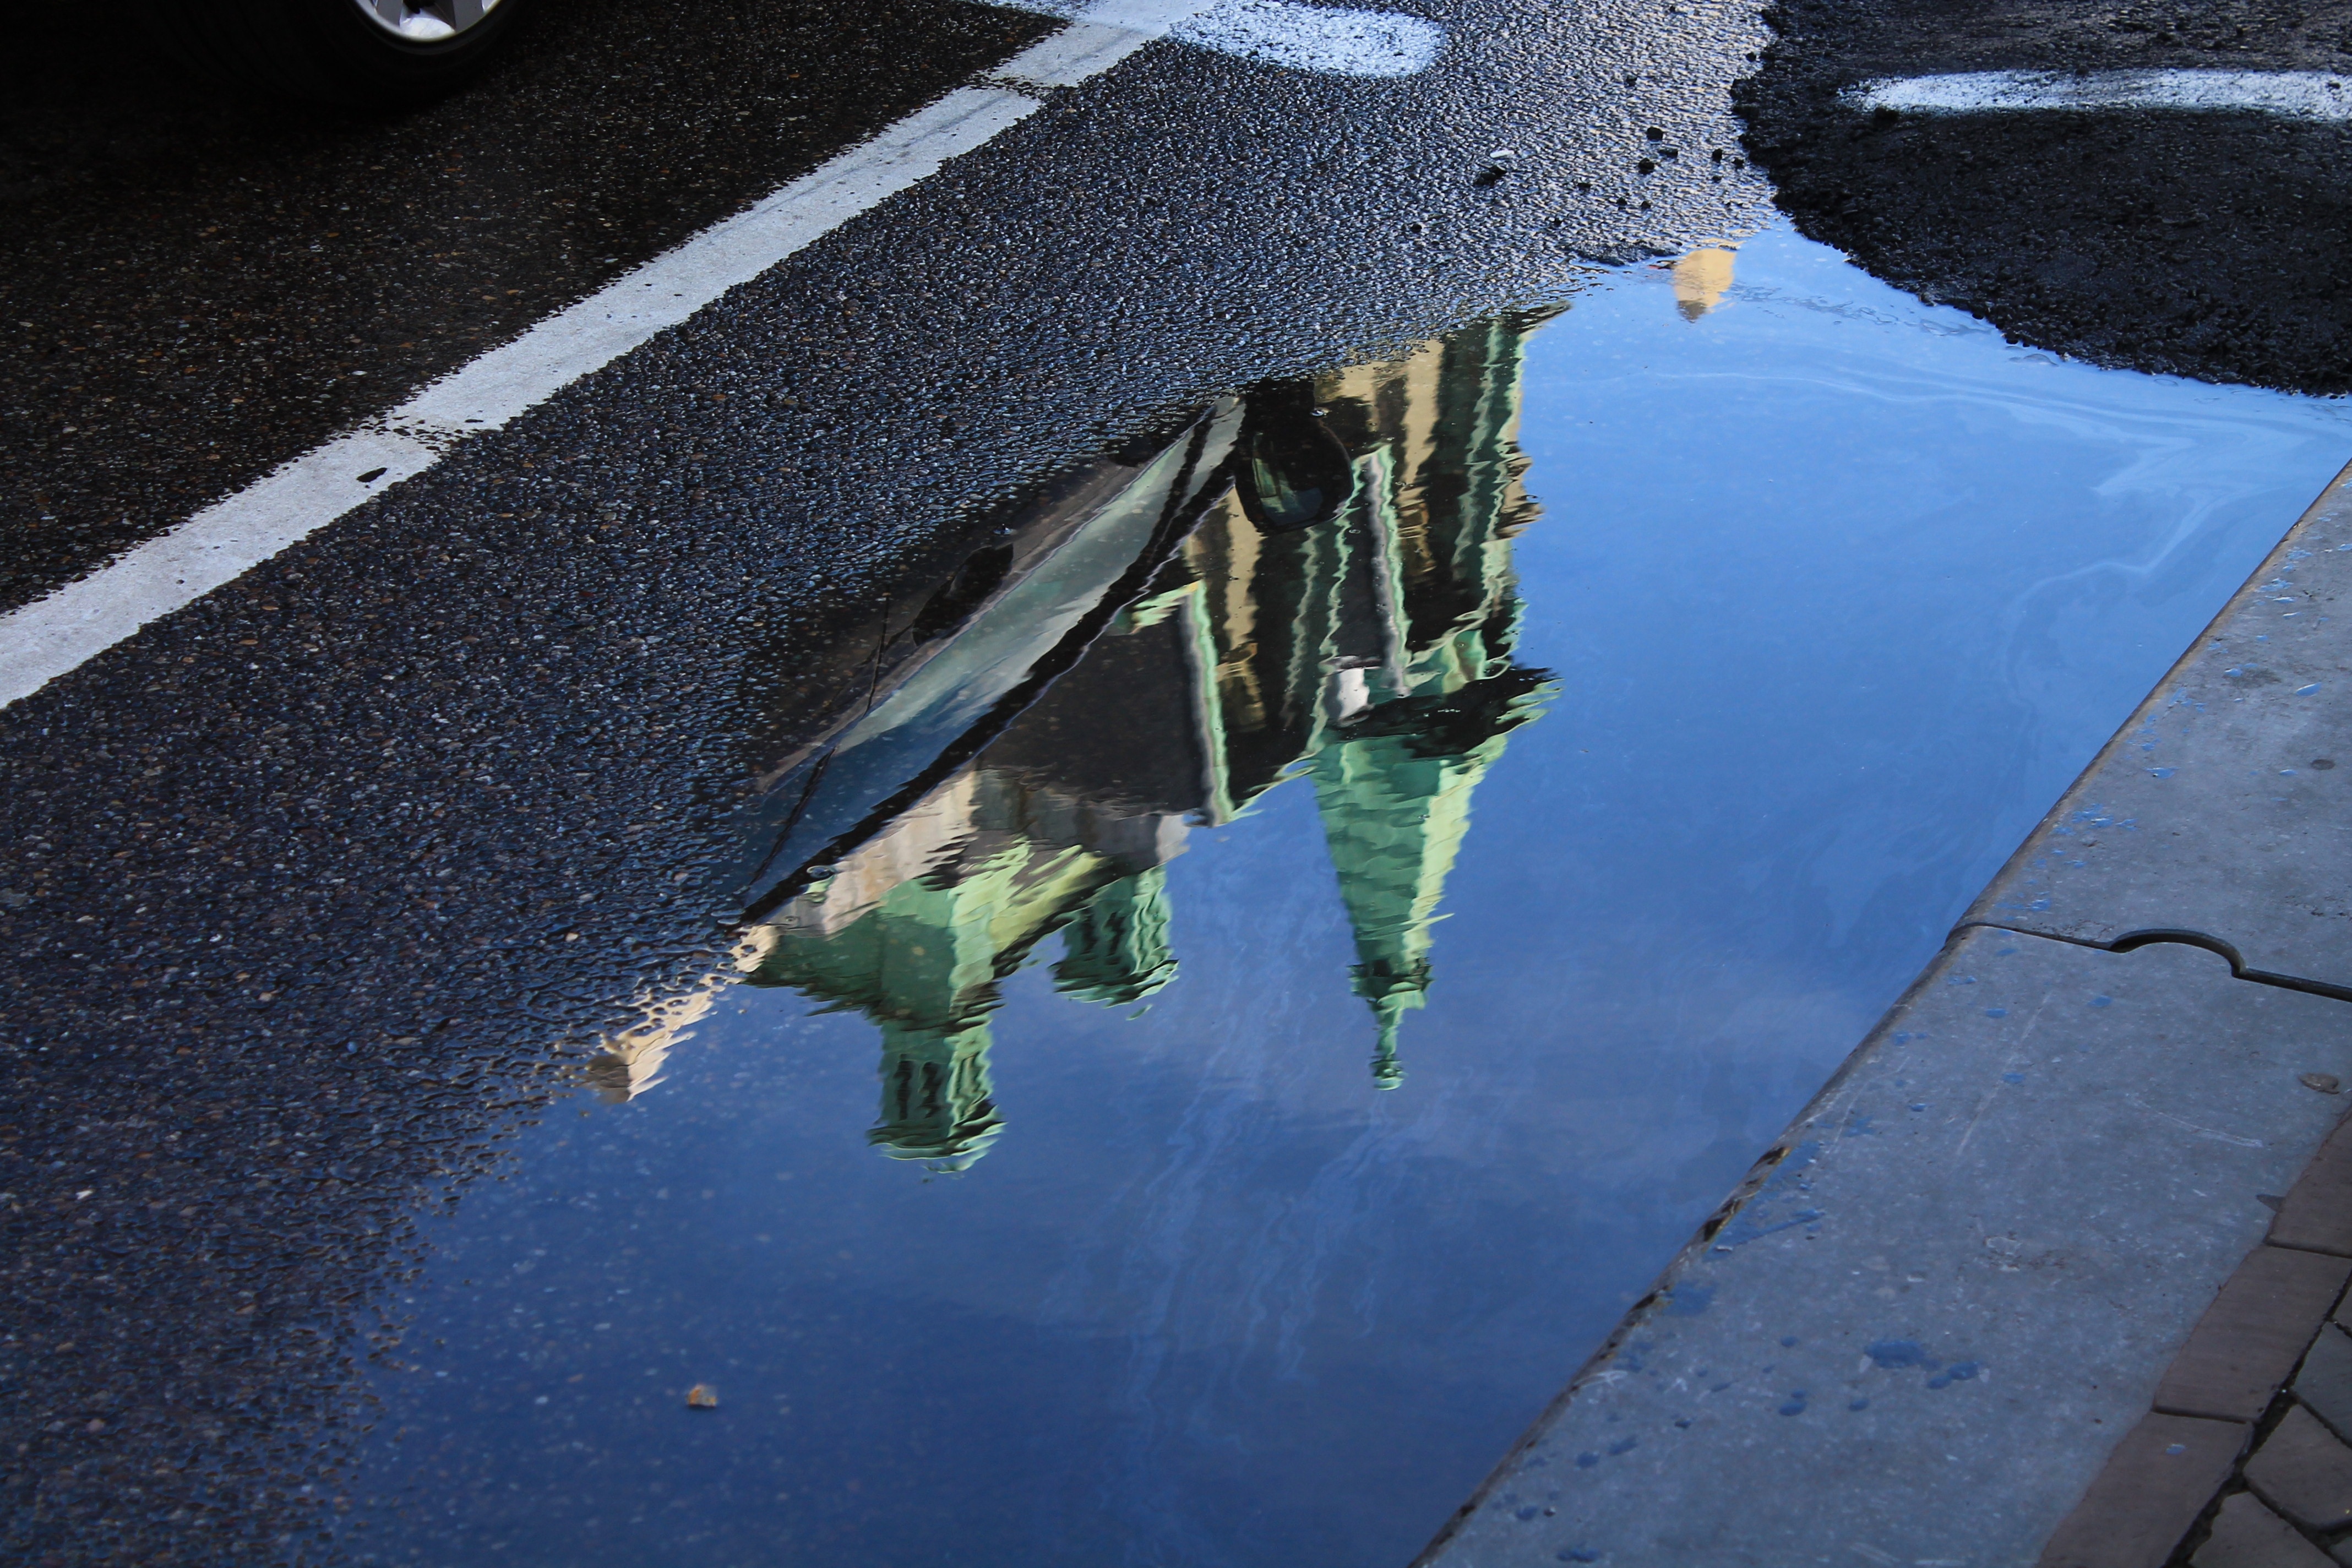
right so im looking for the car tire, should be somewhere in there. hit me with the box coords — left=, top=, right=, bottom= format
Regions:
left=137, top=0, right=533, bottom=107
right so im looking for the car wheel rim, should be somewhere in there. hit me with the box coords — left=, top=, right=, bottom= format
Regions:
left=351, top=0, right=503, bottom=43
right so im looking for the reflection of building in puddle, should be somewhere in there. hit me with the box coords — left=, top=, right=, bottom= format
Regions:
left=1671, top=245, right=1738, bottom=321
left=582, top=935, right=772, bottom=1103
left=743, top=766, right=1191, bottom=1169
left=608, top=314, right=1558, bottom=1167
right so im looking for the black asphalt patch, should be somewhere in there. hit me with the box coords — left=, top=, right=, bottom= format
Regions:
left=0, top=0, right=1053, bottom=617
left=1740, top=0, right=2352, bottom=395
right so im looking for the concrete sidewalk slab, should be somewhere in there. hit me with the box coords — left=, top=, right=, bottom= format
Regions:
left=1966, top=461, right=2352, bottom=993
left=1415, top=932, right=2352, bottom=1568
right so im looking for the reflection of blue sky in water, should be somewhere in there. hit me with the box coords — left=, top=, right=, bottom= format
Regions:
left=340, top=228, right=2352, bottom=1568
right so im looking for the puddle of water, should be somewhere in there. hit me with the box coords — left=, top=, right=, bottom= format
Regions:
left=337, top=229, right=2350, bottom=1568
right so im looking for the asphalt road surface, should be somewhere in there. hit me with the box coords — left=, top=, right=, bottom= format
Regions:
left=3, top=0, right=2347, bottom=1561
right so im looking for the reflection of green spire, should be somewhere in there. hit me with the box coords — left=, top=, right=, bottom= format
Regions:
left=871, top=1019, right=1003, bottom=1169
left=1310, top=734, right=1489, bottom=1091
left=1053, top=868, right=1179, bottom=1007
left=1310, top=672, right=1552, bottom=1087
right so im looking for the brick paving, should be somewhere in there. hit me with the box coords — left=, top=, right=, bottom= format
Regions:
left=2043, top=1111, right=2352, bottom=1566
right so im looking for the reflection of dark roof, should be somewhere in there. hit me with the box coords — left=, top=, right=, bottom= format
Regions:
left=978, top=606, right=1212, bottom=825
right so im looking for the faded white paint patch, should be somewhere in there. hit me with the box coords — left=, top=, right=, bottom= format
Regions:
left=1848, top=69, right=2352, bottom=121
left=992, top=0, right=1446, bottom=78
left=1173, top=0, right=1445, bottom=78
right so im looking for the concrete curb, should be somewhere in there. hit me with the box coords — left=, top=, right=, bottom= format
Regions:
left=1416, top=463, right=2352, bottom=1567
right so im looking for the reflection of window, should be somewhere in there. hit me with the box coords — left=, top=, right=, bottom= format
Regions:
left=1235, top=381, right=1358, bottom=535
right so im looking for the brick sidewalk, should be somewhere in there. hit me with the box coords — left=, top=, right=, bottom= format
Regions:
left=2046, top=1104, right=2352, bottom=1566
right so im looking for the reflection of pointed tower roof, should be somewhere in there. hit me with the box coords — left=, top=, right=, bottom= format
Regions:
left=1310, top=672, right=1552, bottom=1087
left=1282, top=311, right=1559, bottom=1088
left=1310, top=733, right=1482, bottom=1090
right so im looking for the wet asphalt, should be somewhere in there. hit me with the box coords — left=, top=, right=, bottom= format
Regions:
left=1, top=0, right=1770, bottom=1559
left=8, top=0, right=2352, bottom=1558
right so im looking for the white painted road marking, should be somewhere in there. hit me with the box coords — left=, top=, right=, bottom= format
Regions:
left=0, top=0, right=1447, bottom=711
left=1178, top=0, right=1442, bottom=78
left=1006, top=0, right=1447, bottom=79
left=1848, top=69, right=2352, bottom=121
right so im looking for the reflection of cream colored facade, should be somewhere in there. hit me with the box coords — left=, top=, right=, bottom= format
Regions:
left=587, top=312, right=1557, bottom=1159
left=582, top=932, right=775, bottom=1102
left=1671, top=244, right=1739, bottom=321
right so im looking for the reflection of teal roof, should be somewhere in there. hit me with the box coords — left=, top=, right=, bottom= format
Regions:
left=747, top=795, right=1145, bottom=1172
left=1311, top=672, right=1549, bottom=1088
left=1054, top=869, right=1179, bottom=1008
left=747, top=757, right=1199, bottom=1169
left=870, top=1021, right=1003, bottom=1170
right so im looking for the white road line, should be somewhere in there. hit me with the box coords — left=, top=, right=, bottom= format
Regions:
left=1848, top=69, right=2352, bottom=120
left=0, top=0, right=1448, bottom=712
left=997, top=0, right=1446, bottom=78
